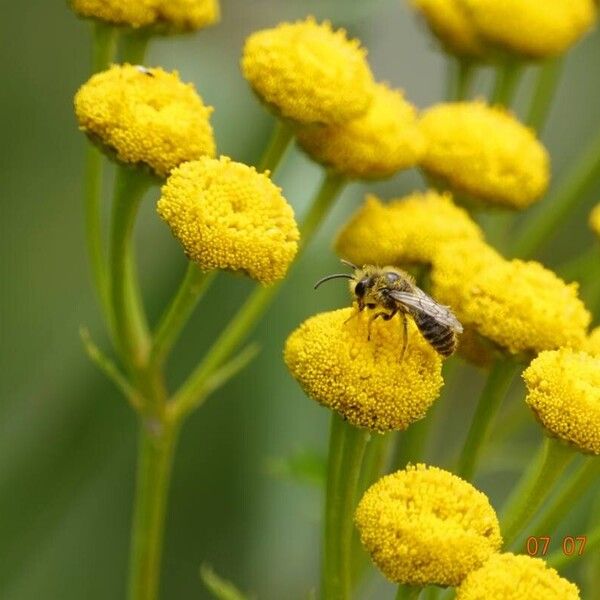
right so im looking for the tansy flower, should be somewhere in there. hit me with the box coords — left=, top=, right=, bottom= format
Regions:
left=589, top=202, right=600, bottom=238
left=523, top=348, right=600, bottom=455
left=457, top=553, right=580, bottom=599
left=74, top=64, right=215, bottom=178
left=335, top=191, right=483, bottom=267
left=419, top=101, right=550, bottom=210
left=284, top=308, right=443, bottom=432
left=70, top=0, right=219, bottom=31
left=584, top=326, right=600, bottom=356
left=432, top=246, right=591, bottom=357
left=458, top=0, right=597, bottom=59
left=157, top=157, right=299, bottom=284
left=411, top=0, right=486, bottom=58
left=241, top=17, right=374, bottom=125
left=296, top=83, right=425, bottom=180
left=354, top=465, right=502, bottom=587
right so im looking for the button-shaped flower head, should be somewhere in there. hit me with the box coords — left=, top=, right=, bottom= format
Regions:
left=157, top=157, right=299, bottom=284
left=70, top=0, right=220, bottom=31
left=335, top=191, right=483, bottom=268
left=411, top=0, right=486, bottom=57
left=589, top=202, right=600, bottom=238
left=284, top=308, right=443, bottom=432
left=457, top=553, right=580, bottom=599
left=355, top=465, right=502, bottom=587
left=458, top=0, right=597, bottom=59
left=296, top=83, right=425, bottom=180
left=432, top=246, right=591, bottom=357
left=523, top=348, right=600, bottom=455
left=241, top=17, right=374, bottom=125
left=419, top=102, right=550, bottom=209
left=74, top=64, right=216, bottom=178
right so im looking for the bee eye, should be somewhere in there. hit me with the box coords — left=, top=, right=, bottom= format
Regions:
left=385, top=272, right=400, bottom=283
left=354, top=278, right=369, bottom=297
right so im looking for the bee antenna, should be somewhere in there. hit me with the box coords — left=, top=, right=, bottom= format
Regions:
left=340, top=258, right=359, bottom=270
left=314, top=273, right=354, bottom=290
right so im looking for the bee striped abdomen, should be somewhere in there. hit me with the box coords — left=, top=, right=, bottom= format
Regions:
left=412, top=312, right=457, bottom=357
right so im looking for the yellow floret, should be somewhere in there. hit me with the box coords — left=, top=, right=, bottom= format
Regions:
left=70, top=0, right=219, bottom=30
left=411, top=0, right=486, bottom=57
left=74, top=64, right=215, bottom=177
left=354, top=465, right=502, bottom=586
left=419, top=102, right=550, bottom=209
left=589, top=203, right=600, bottom=237
left=457, top=553, right=580, bottom=599
left=284, top=308, right=443, bottom=432
left=523, top=349, right=600, bottom=455
left=335, top=191, right=483, bottom=267
left=296, top=83, right=425, bottom=179
left=157, top=157, right=299, bottom=284
left=458, top=0, right=597, bottom=58
left=433, top=247, right=591, bottom=356
left=241, top=17, right=374, bottom=125
left=584, top=327, right=600, bottom=356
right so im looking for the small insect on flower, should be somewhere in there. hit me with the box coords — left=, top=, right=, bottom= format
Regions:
left=315, top=260, right=463, bottom=358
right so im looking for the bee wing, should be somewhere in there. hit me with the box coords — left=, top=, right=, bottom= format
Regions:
left=387, top=288, right=463, bottom=333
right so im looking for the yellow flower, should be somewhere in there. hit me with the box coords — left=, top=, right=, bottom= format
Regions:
left=70, top=0, right=219, bottom=31
left=411, top=0, right=486, bottom=57
left=335, top=191, right=483, bottom=267
left=74, top=64, right=215, bottom=178
left=457, top=553, right=580, bottom=599
left=523, top=348, right=600, bottom=455
left=432, top=246, right=591, bottom=356
left=354, top=465, right=502, bottom=587
left=458, top=0, right=597, bottom=59
left=157, top=157, right=299, bottom=283
left=589, top=202, right=600, bottom=237
left=296, top=83, right=424, bottom=180
left=284, top=308, right=443, bottom=432
left=584, top=326, right=600, bottom=356
left=241, top=17, right=374, bottom=125
left=419, top=101, right=550, bottom=209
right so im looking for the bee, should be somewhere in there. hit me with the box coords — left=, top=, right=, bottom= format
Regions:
left=314, top=260, right=463, bottom=359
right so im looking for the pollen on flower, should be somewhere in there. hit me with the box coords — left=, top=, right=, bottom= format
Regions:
left=419, top=101, right=550, bottom=209
left=284, top=308, right=443, bottom=432
left=354, top=465, right=502, bottom=587
left=457, top=553, right=581, bottom=599
left=335, top=191, right=483, bottom=267
left=432, top=247, right=591, bottom=356
left=458, top=0, right=597, bottom=58
left=74, top=64, right=215, bottom=178
left=296, top=83, right=425, bottom=180
left=589, top=202, right=600, bottom=237
left=411, top=0, right=486, bottom=57
left=157, top=157, right=299, bottom=284
left=241, top=17, right=374, bottom=125
left=70, top=0, right=220, bottom=30
left=523, top=348, right=600, bottom=455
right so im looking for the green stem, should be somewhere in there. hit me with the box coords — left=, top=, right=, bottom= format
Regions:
left=258, top=119, right=295, bottom=175
left=396, top=585, right=423, bottom=600
left=448, top=57, right=475, bottom=101
left=170, top=172, right=346, bottom=418
left=501, top=437, right=575, bottom=547
left=457, top=359, right=520, bottom=480
left=128, top=418, right=179, bottom=600
left=512, top=126, right=600, bottom=258
left=527, top=458, right=600, bottom=543
left=121, top=29, right=151, bottom=64
left=109, top=167, right=153, bottom=370
left=526, top=58, right=564, bottom=133
left=150, top=265, right=217, bottom=367
left=490, top=61, right=524, bottom=107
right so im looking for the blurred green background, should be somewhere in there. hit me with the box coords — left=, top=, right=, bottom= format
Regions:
left=1, top=1, right=599, bottom=598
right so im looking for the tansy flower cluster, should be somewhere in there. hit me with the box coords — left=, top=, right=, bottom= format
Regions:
left=70, top=0, right=220, bottom=31
left=419, top=102, right=550, bottom=210
left=157, top=157, right=299, bottom=284
left=523, top=348, right=600, bottom=455
left=457, top=553, right=581, bottom=599
left=284, top=308, right=443, bottom=432
left=354, top=465, right=502, bottom=587
left=74, top=64, right=215, bottom=178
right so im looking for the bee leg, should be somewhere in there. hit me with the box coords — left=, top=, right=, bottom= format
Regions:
left=399, top=313, right=408, bottom=362
left=367, top=312, right=389, bottom=341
